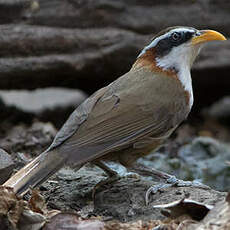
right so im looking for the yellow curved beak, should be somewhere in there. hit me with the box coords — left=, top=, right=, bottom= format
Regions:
left=192, top=30, right=226, bottom=45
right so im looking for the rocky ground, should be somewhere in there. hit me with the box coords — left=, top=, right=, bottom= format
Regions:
left=0, top=89, right=230, bottom=229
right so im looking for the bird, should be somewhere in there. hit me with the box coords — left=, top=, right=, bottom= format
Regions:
left=3, top=26, right=226, bottom=202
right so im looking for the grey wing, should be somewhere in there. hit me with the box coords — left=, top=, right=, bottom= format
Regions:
left=48, top=86, right=108, bottom=151
left=59, top=98, right=174, bottom=166
left=54, top=71, right=185, bottom=165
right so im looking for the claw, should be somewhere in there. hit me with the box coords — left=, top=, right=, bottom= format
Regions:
left=145, top=183, right=172, bottom=205
left=145, top=176, right=210, bottom=205
left=165, top=175, right=178, bottom=184
left=176, top=179, right=210, bottom=189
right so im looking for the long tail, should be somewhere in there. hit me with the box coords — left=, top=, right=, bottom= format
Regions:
left=3, top=150, right=66, bottom=195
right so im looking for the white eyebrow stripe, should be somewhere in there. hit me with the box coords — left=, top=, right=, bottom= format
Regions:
left=137, top=33, right=168, bottom=58
left=137, top=28, right=195, bottom=58
left=170, top=28, right=194, bottom=33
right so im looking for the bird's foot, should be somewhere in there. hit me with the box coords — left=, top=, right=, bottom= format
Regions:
left=145, top=175, right=210, bottom=205
left=92, top=160, right=141, bottom=198
left=92, top=173, right=121, bottom=199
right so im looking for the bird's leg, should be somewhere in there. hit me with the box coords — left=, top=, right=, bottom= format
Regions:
left=92, top=161, right=121, bottom=198
left=128, top=163, right=210, bottom=205
left=94, top=161, right=118, bottom=177
left=92, top=161, right=140, bottom=198
left=128, top=163, right=173, bottom=180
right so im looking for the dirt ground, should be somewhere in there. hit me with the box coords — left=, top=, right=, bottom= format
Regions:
left=0, top=102, right=230, bottom=229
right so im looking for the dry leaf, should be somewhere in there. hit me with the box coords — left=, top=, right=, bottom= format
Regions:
left=153, top=198, right=213, bottom=221
left=43, top=213, right=104, bottom=230
left=0, top=186, right=27, bottom=229
left=29, top=189, right=47, bottom=214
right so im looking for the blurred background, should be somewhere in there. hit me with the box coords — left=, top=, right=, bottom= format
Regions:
left=0, top=0, right=229, bottom=120
left=0, top=0, right=230, bottom=192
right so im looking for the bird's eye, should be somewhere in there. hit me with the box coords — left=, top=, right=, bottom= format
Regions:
left=171, top=32, right=181, bottom=41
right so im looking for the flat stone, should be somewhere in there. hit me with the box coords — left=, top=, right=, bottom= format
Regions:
left=0, top=87, right=87, bottom=127
left=40, top=164, right=225, bottom=222
left=0, top=149, right=15, bottom=184
left=0, top=87, right=87, bottom=114
left=0, top=0, right=229, bottom=102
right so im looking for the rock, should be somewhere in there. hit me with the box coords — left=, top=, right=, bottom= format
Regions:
left=0, top=121, right=57, bottom=157
left=140, top=136, right=230, bottom=192
left=0, top=88, right=86, bottom=114
left=203, top=96, right=230, bottom=122
left=40, top=164, right=225, bottom=222
left=0, top=24, right=144, bottom=94
left=0, top=149, right=15, bottom=184
left=0, top=0, right=229, bottom=106
left=177, top=137, right=230, bottom=191
left=41, top=165, right=107, bottom=211
left=0, top=88, right=87, bottom=127
left=94, top=183, right=224, bottom=222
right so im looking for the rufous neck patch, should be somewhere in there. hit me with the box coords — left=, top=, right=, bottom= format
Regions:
left=132, top=48, right=178, bottom=79
left=131, top=48, right=192, bottom=107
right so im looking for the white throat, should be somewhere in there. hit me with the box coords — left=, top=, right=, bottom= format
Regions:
left=177, top=65, right=194, bottom=109
left=155, top=44, right=201, bottom=109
